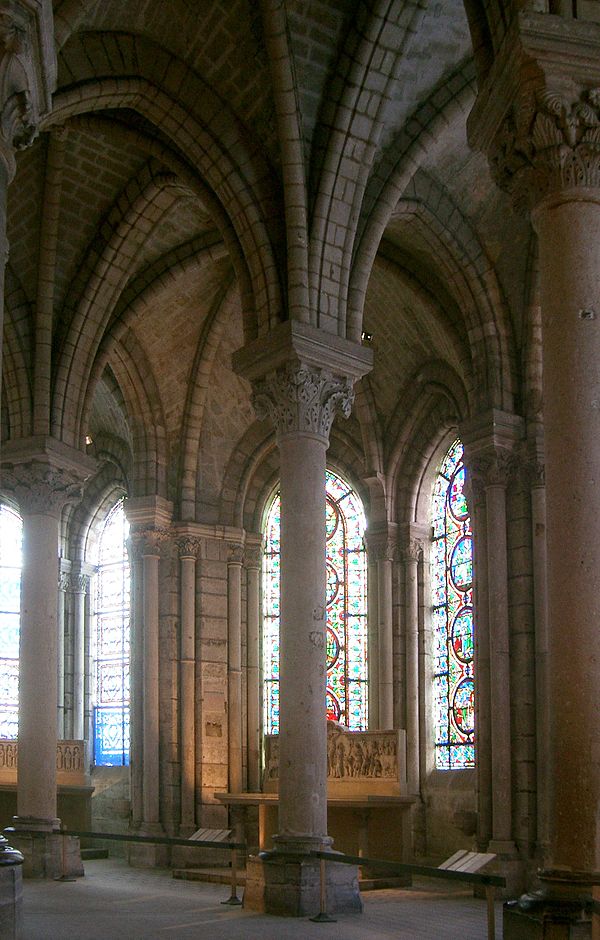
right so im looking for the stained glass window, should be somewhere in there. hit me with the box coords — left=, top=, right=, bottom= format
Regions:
left=92, top=500, right=130, bottom=766
left=263, top=470, right=368, bottom=734
left=431, top=439, right=475, bottom=770
left=0, top=505, right=22, bottom=739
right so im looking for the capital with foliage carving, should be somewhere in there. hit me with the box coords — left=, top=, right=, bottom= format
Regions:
left=244, top=544, right=263, bottom=569
left=128, top=527, right=170, bottom=560
left=2, top=459, right=84, bottom=516
left=0, top=0, right=55, bottom=180
left=491, top=86, right=600, bottom=212
left=468, top=13, right=600, bottom=213
left=252, top=362, right=354, bottom=444
left=403, top=537, right=423, bottom=564
left=228, top=543, right=245, bottom=565
left=176, top=536, right=202, bottom=560
left=469, top=450, right=516, bottom=491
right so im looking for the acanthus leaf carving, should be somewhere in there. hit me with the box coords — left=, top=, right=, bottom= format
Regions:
left=252, top=362, right=354, bottom=443
left=491, top=85, right=600, bottom=211
left=2, top=460, right=84, bottom=516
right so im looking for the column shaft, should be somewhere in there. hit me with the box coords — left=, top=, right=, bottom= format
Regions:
left=534, top=196, right=600, bottom=871
left=57, top=572, right=68, bottom=738
left=377, top=557, right=394, bottom=730
left=485, top=482, right=513, bottom=849
left=71, top=579, right=86, bottom=741
left=246, top=560, right=261, bottom=792
left=405, top=549, right=420, bottom=795
left=18, top=512, right=60, bottom=824
left=277, top=433, right=328, bottom=845
left=179, top=552, right=197, bottom=829
left=530, top=478, right=550, bottom=857
left=142, top=550, right=161, bottom=826
left=227, top=552, right=243, bottom=793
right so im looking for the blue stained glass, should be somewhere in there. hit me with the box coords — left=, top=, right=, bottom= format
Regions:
left=92, top=500, right=130, bottom=766
left=263, top=470, right=368, bottom=733
left=431, top=441, right=475, bottom=770
left=0, top=505, right=22, bottom=740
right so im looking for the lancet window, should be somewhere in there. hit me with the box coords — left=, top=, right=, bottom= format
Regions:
left=0, top=504, right=22, bottom=738
left=431, top=440, right=475, bottom=769
left=263, top=470, right=368, bottom=735
left=92, top=500, right=130, bottom=766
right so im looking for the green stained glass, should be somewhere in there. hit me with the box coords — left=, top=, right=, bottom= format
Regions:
left=0, top=505, right=22, bottom=739
left=263, top=470, right=368, bottom=733
left=431, top=440, right=475, bottom=770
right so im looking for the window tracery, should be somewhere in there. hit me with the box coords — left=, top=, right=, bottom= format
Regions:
left=92, top=499, right=130, bottom=766
left=263, top=470, right=368, bottom=734
left=0, top=504, right=22, bottom=738
left=431, top=440, right=475, bottom=770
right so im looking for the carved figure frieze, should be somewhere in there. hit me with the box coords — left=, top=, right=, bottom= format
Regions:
left=252, top=362, right=354, bottom=443
left=264, top=728, right=399, bottom=782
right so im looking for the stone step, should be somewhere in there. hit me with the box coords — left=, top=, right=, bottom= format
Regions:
left=172, top=866, right=407, bottom=892
left=81, top=848, right=109, bottom=860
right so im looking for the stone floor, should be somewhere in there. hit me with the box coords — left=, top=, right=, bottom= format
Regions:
left=22, top=857, right=503, bottom=938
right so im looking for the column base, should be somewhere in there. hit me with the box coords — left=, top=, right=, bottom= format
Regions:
left=504, top=869, right=594, bottom=938
left=243, top=851, right=362, bottom=917
left=127, top=824, right=168, bottom=868
left=478, top=841, right=525, bottom=898
left=0, top=866, right=22, bottom=940
left=5, top=822, right=83, bottom=879
left=504, top=895, right=591, bottom=938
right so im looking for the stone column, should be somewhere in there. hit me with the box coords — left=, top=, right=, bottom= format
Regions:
left=376, top=546, right=394, bottom=731
left=227, top=544, right=244, bottom=794
left=140, top=532, right=162, bottom=829
left=234, top=322, right=372, bottom=915
left=469, top=20, right=600, bottom=914
left=473, top=452, right=515, bottom=855
left=1, top=440, right=94, bottom=878
left=177, top=536, right=200, bottom=831
left=245, top=543, right=262, bottom=793
left=364, top=528, right=396, bottom=730
left=70, top=569, right=89, bottom=742
left=527, top=459, right=550, bottom=859
left=403, top=536, right=422, bottom=796
left=0, top=1, right=56, bottom=405
left=57, top=565, right=70, bottom=738
left=125, top=496, right=172, bottom=862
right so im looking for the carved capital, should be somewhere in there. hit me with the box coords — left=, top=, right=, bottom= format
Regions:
left=403, top=537, right=423, bottom=564
left=522, top=457, right=545, bottom=488
left=491, top=85, right=600, bottom=211
left=70, top=573, right=89, bottom=594
left=0, top=1, right=56, bottom=179
left=2, top=460, right=84, bottom=516
left=252, top=362, right=354, bottom=443
left=365, top=532, right=397, bottom=563
left=469, top=450, right=516, bottom=491
left=244, top=545, right=263, bottom=569
left=128, top=527, right=170, bottom=559
left=176, top=536, right=201, bottom=559
left=228, top=543, right=245, bottom=565
left=58, top=572, right=70, bottom=592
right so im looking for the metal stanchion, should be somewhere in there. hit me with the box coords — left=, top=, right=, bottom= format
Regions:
left=221, top=846, right=243, bottom=905
left=310, top=854, right=336, bottom=923
left=485, top=884, right=495, bottom=940
left=54, top=827, right=76, bottom=883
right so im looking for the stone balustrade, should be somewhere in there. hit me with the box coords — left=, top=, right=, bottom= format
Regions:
left=0, top=740, right=87, bottom=787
